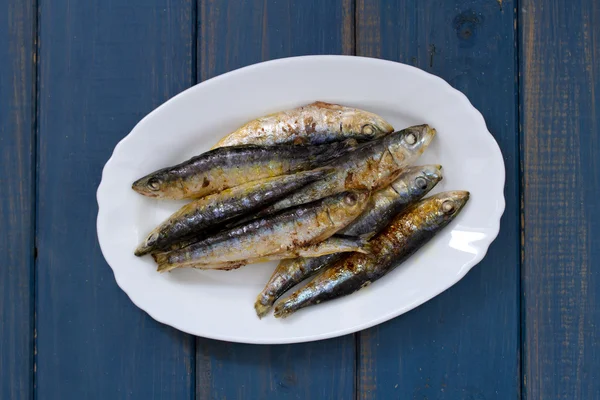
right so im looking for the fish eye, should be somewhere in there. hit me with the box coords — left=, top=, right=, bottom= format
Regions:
left=146, top=232, right=159, bottom=245
left=344, top=193, right=358, bottom=206
left=415, top=177, right=428, bottom=189
left=442, top=200, right=455, bottom=214
left=404, top=132, right=418, bottom=145
left=362, top=124, right=376, bottom=135
left=147, top=178, right=162, bottom=191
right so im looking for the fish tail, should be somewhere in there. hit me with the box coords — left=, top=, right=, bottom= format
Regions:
left=356, top=240, right=372, bottom=254
left=273, top=296, right=306, bottom=319
left=345, top=233, right=373, bottom=254
left=254, top=295, right=274, bottom=319
left=334, top=234, right=372, bottom=254
left=273, top=301, right=295, bottom=318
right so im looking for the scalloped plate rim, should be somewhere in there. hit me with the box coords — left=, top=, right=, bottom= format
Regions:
left=97, top=55, right=506, bottom=344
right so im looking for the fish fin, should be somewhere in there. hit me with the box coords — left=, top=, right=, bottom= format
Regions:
left=311, top=101, right=341, bottom=109
left=212, top=262, right=246, bottom=271
left=359, top=232, right=375, bottom=240
left=332, top=234, right=372, bottom=254
left=153, top=252, right=177, bottom=273
left=157, top=263, right=179, bottom=273
left=188, top=261, right=247, bottom=271
left=152, top=251, right=168, bottom=264
left=356, top=241, right=372, bottom=254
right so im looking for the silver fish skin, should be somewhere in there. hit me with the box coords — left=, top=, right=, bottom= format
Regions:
left=190, top=235, right=371, bottom=271
left=254, top=253, right=344, bottom=318
left=273, top=191, right=470, bottom=318
left=132, top=140, right=357, bottom=200
left=254, top=164, right=443, bottom=317
left=253, top=125, right=436, bottom=217
left=339, top=164, right=443, bottom=237
left=153, top=190, right=371, bottom=272
left=213, top=101, right=394, bottom=148
left=134, top=168, right=334, bottom=256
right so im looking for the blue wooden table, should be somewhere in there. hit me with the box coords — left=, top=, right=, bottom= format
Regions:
left=1, top=0, right=598, bottom=398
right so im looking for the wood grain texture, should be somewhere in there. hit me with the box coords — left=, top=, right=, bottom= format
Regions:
left=196, top=1, right=356, bottom=399
left=198, top=0, right=354, bottom=82
left=0, top=0, right=35, bottom=398
left=356, top=1, right=520, bottom=399
left=521, top=1, right=600, bottom=398
left=196, top=339, right=355, bottom=399
left=35, top=0, right=196, bottom=398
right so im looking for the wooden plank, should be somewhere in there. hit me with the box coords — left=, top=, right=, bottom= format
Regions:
left=356, top=1, right=520, bottom=398
left=198, top=0, right=355, bottom=81
left=196, top=1, right=356, bottom=398
left=0, top=0, right=35, bottom=398
left=35, top=0, right=196, bottom=398
left=521, top=1, right=600, bottom=398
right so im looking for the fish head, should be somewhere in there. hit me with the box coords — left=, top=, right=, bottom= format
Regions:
left=396, top=164, right=443, bottom=196
left=342, top=110, right=394, bottom=140
left=134, top=229, right=162, bottom=256
left=385, top=124, right=436, bottom=166
left=326, top=190, right=371, bottom=224
left=416, top=190, right=470, bottom=230
left=132, top=169, right=183, bottom=198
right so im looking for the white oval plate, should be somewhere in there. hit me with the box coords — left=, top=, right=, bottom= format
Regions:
left=97, top=56, right=505, bottom=344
